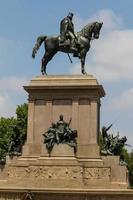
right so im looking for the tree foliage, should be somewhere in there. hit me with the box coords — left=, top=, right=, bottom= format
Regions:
left=0, top=117, right=17, bottom=160
left=122, top=149, right=133, bottom=188
left=16, top=103, right=28, bottom=144
left=0, top=103, right=28, bottom=162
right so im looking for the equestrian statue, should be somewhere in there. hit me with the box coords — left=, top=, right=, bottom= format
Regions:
left=32, top=12, right=103, bottom=75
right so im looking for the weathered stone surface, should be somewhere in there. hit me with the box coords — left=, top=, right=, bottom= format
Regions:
left=0, top=189, right=133, bottom=200
left=0, top=74, right=132, bottom=199
left=23, top=75, right=105, bottom=158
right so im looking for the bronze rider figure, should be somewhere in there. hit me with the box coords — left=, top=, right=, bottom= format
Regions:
left=60, top=12, right=77, bottom=51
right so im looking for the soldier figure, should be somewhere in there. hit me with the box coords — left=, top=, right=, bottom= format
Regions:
left=43, top=123, right=57, bottom=153
left=56, top=114, right=67, bottom=143
left=60, top=12, right=77, bottom=51
left=43, top=115, right=78, bottom=154
left=101, top=124, right=113, bottom=155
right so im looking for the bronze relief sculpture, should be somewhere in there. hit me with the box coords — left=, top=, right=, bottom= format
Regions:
left=43, top=115, right=77, bottom=155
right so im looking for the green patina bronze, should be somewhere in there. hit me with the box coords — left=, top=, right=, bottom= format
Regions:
left=43, top=115, right=77, bottom=155
left=101, top=124, right=127, bottom=158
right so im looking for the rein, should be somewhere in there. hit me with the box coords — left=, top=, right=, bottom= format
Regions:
left=77, top=22, right=96, bottom=39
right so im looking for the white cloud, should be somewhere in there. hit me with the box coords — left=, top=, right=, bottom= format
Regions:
left=0, top=76, right=28, bottom=117
left=74, top=9, right=122, bottom=32
left=87, top=9, right=122, bottom=31
left=72, top=9, right=133, bottom=82
left=108, top=88, right=133, bottom=111
left=0, top=77, right=28, bottom=92
left=0, top=94, right=16, bottom=117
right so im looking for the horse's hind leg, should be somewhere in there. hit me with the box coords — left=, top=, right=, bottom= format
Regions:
left=41, top=53, right=48, bottom=75
left=80, top=50, right=87, bottom=75
left=41, top=51, right=56, bottom=75
left=32, top=36, right=46, bottom=58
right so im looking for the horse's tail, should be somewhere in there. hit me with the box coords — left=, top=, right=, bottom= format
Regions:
left=32, top=35, right=47, bottom=58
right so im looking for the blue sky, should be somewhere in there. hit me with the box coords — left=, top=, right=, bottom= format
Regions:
left=0, top=1, right=133, bottom=147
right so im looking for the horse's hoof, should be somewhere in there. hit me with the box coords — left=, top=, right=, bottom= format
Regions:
left=41, top=71, right=47, bottom=76
left=84, top=72, right=88, bottom=76
left=82, top=71, right=88, bottom=76
left=82, top=70, right=85, bottom=75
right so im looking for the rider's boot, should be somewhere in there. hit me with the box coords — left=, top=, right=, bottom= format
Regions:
left=70, top=39, right=77, bottom=51
left=73, top=52, right=78, bottom=57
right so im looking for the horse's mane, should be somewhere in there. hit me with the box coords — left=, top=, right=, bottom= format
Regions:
left=78, top=22, right=97, bottom=37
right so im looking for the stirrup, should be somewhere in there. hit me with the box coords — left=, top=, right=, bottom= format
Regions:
left=73, top=52, right=80, bottom=58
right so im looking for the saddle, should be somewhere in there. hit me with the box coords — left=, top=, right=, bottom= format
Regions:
left=59, top=36, right=80, bottom=56
left=59, top=37, right=71, bottom=47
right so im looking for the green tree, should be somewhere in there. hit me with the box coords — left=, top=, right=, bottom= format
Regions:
left=0, top=103, right=28, bottom=163
left=0, top=117, right=17, bottom=160
left=128, top=151, right=133, bottom=188
left=16, top=103, right=28, bottom=144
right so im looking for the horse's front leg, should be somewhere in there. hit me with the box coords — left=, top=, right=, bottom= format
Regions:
left=80, top=49, right=87, bottom=75
left=41, top=51, right=56, bottom=75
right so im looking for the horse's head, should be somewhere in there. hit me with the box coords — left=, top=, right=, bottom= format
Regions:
left=78, top=22, right=103, bottom=41
left=92, top=22, right=103, bottom=39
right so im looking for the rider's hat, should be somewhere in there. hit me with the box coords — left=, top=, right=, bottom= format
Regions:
left=68, top=12, right=74, bottom=18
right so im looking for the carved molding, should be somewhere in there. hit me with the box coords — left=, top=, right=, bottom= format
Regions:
left=83, top=167, right=110, bottom=180
left=8, top=166, right=110, bottom=181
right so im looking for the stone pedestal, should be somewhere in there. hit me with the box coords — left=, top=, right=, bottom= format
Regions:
left=0, top=74, right=132, bottom=199
left=23, top=75, right=104, bottom=159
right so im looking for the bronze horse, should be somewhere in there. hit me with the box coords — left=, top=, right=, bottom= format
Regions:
left=32, top=22, right=103, bottom=75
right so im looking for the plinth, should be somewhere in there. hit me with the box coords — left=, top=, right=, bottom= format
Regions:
left=0, top=75, right=132, bottom=200
left=23, top=75, right=104, bottom=159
